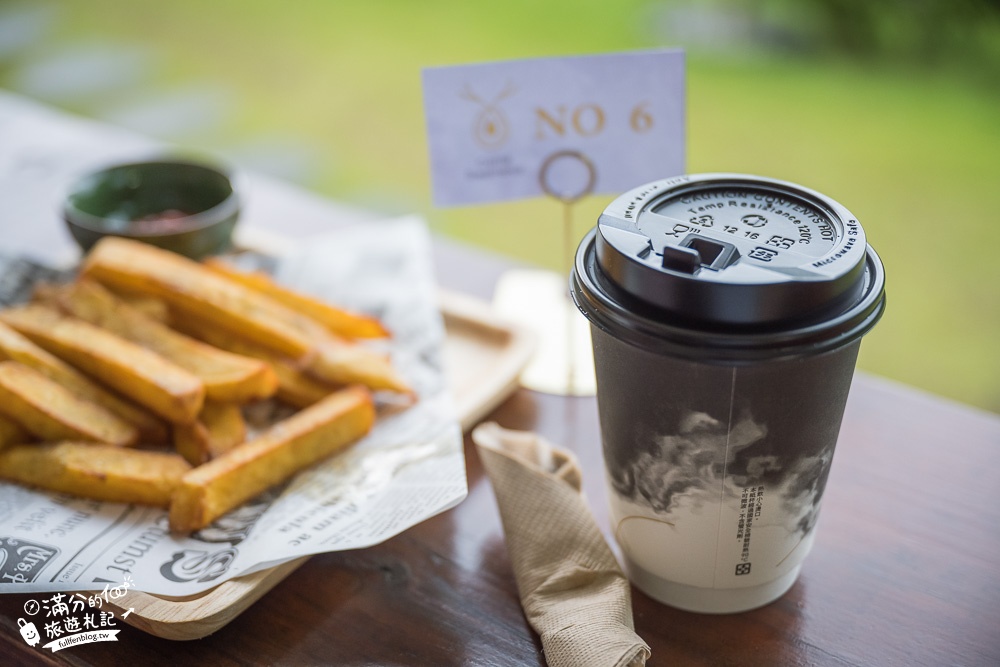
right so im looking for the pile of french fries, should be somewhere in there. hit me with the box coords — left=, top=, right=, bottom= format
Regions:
left=0, top=237, right=413, bottom=533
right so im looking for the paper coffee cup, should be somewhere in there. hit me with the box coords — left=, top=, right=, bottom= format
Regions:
left=570, top=174, right=885, bottom=613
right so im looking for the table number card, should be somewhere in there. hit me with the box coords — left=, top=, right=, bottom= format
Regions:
left=422, top=50, right=685, bottom=207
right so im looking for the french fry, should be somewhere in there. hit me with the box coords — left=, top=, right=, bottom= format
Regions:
left=65, top=282, right=172, bottom=324
left=35, top=281, right=170, bottom=325
left=307, top=341, right=412, bottom=395
left=52, top=280, right=277, bottom=403
left=173, top=401, right=247, bottom=466
left=172, top=306, right=410, bottom=396
left=170, top=314, right=341, bottom=408
left=30, top=282, right=63, bottom=306
left=0, top=305, right=205, bottom=424
left=116, top=293, right=171, bottom=323
left=169, top=385, right=374, bottom=533
left=173, top=423, right=209, bottom=467
left=0, top=362, right=139, bottom=446
left=203, top=258, right=389, bottom=339
left=0, top=442, right=191, bottom=507
left=270, top=362, right=341, bottom=408
left=0, top=414, right=30, bottom=450
left=82, top=240, right=412, bottom=394
left=81, top=237, right=320, bottom=359
left=0, top=321, right=168, bottom=443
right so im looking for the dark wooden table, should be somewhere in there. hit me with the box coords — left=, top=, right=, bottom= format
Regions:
left=1, top=93, right=999, bottom=666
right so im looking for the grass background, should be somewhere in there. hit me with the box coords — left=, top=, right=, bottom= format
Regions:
left=2, top=0, right=998, bottom=412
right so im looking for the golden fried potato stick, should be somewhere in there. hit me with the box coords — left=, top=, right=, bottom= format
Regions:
left=307, top=341, right=413, bottom=395
left=116, top=293, right=171, bottom=323
left=0, top=321, right=168, bottom=443
left=173, top=401, right=247, bottom=466
left=169, top=313, right=342, bottom=408
left=171, top=305, right=410, bottom=396
left=203, top=258, right=390, bottom=339
left=0, top=305, right=205, bottom=424
left=269, top=361, right=341, bottom=408
left=36, top=281, right=171, bottom=324
left=0, top=414, right=31, bottom=451
left=0, top=442, right=191, bottom=507
left=83, top=239, right=411, bottom=394
left=81, top=237, right=319, bottom=360
left=169, top=385, right=374, bottom=533
left=29, top=282, right=64, bottom=307
left=52, top=280, right=277, bottom=403
left=0, top=362, right=139, bottom=446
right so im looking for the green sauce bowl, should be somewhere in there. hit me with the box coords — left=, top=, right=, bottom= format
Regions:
left=63, top=159, right=240, bottom=259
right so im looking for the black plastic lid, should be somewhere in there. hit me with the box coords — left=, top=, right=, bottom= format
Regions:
left=571, top=174, right=886, bottom=363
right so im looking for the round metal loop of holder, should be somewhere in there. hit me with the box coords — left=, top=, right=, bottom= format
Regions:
left=539, top=150, right=596, bottom=203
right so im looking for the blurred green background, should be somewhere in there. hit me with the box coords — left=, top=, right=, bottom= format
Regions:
left=1, top=0, right=998, bottom=412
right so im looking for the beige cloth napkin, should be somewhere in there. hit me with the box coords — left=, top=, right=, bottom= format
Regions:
left=472, top=422, right=650, bottom=667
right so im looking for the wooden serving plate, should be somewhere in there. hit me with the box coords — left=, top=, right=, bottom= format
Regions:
left=96, top=289, right=534, bottom=640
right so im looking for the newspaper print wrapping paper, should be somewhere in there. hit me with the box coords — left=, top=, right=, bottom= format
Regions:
left=0, top=216, right=467, bottom=596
